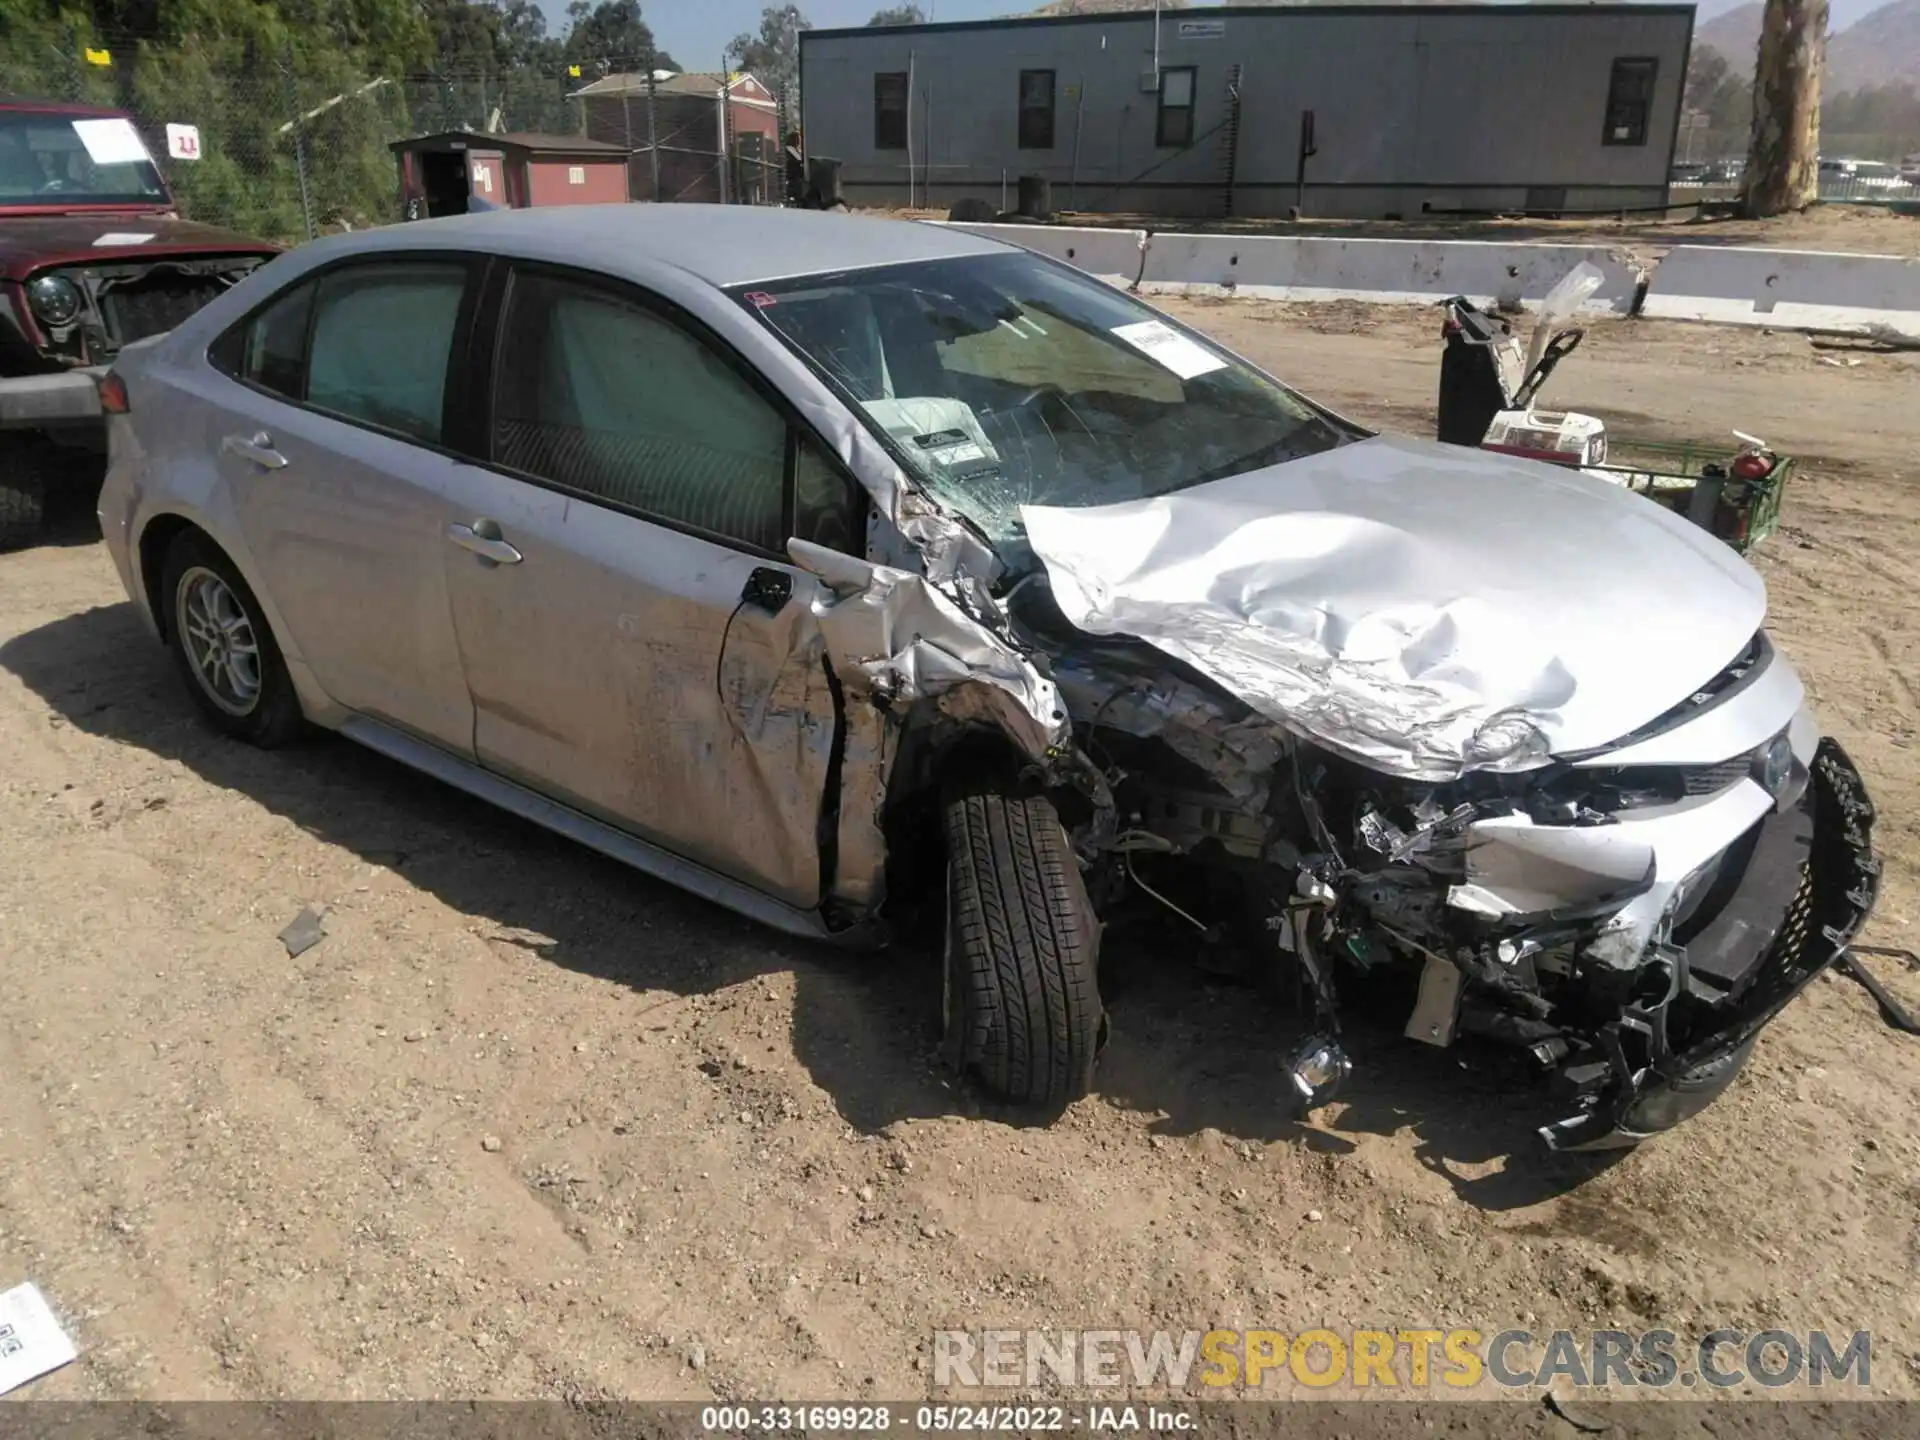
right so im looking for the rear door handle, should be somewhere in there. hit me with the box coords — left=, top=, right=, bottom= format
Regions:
left=220, top=431, right=287, bottom=470
left=446, top=518, right=523, bottom=566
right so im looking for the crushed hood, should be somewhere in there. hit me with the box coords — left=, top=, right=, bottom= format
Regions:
left=1021, top=435, right=1765, bottom=781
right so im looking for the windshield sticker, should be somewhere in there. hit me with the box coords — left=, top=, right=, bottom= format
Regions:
left=1110, top=320, right=1228, bottom=381
left=92, top=232, right=156, bottom=246
left=71, top=117, right=152, bottom=167
left=912, top=429, right=989, bottom=468
left=744, top=291, right=778, bottom=309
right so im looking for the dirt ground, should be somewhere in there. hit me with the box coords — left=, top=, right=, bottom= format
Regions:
left=1, top=304, right=1917, bottom=1406
left=886, top=202, right=1920, bottom=259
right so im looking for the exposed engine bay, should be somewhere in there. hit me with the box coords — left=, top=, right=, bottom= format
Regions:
left=1005, top=577, right=1878, bottom=1151
left=740, top=241, right=1880, bottom=1148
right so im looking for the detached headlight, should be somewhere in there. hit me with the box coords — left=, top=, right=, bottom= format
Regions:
left=26, top=274, right=83, bottom=328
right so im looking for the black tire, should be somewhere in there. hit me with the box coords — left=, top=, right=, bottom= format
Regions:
left=160, top=530, right=304, bottom=747
left=0, top=444, right=48, bottom=552
left=1621, top=1034, right=1758, bottom=1137
left=943, top=782, right=1102, bottom=1109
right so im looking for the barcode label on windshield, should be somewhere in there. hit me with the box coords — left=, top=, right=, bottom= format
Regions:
left=1110, top=320, right=1227, bottom=380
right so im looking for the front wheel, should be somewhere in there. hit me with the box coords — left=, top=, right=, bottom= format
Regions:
left=942, top=782, right=1102, bottom=1110
left=160, top=531, right=304, bottom=747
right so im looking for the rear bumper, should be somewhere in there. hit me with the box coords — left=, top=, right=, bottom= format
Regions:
left=1541, top=736, right=1879, bottom=1150
left=0, top=368, right=103, bottom=430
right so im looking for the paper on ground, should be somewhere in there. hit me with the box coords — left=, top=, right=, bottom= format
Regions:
left=0, top=1282, right=78, bottom=1395
left=1110, top=319, right=1228, bottom=380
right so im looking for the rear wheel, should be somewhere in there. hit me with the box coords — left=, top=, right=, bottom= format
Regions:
left=942, top=781, right=1102, bottom=1110
left=0, top=444, right=49, bottom=552
left=160, top=531, right=304, bottom=747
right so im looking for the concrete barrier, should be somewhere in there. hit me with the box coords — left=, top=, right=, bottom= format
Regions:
left=1642, top=245, right=1920, bottom=338
left=1139, top=235, right=1646, bottom=314
left=938, top=222, right=1149, bottom=287
left=930, top=222, right=1920, bottom=341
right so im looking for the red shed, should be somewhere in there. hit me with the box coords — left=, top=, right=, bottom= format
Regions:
left=572, top=71, right=782, bottom=204
left=390, top=131, right=631, bottom=220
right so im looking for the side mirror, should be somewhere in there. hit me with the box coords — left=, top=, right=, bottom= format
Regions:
left=741, top=566, right=793, bottom=615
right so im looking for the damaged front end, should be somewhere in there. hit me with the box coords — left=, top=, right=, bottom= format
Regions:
left=722, top=243, right=1878, bottom=1144
left=1018, top=586, right=1880, bottom=1149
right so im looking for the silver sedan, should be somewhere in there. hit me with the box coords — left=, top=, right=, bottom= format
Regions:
left=99, top=206, right=1877, bottom=1144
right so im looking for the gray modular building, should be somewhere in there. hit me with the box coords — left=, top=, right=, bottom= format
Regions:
left=798, top=4, right=1694, bottom=219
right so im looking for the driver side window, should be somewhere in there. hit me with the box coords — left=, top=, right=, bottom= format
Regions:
left=493, top=269, right=864, bottom=557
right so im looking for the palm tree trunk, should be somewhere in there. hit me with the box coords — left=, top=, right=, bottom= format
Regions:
left=1742, top=0, right=1829, bottom=216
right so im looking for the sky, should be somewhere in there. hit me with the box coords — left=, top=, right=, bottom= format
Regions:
left=559, top=0, right=1893, bottom=74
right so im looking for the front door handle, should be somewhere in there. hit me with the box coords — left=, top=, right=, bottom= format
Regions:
left=220, top=431, right=287, bottom=470
left=445, top=517, right=523, bottom=566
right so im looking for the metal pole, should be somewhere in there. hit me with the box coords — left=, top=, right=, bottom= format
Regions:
left=717, top=64, right=730, bottom=205
left=646, top=67, right=661, bottom=202
left=906, top=49, right=916, bottom=208
left=1070, top=75, right=1085, bottom=208
left=283, top=43, right=315, bottom=241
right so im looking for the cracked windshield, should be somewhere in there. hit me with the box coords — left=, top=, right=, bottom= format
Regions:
left=735, top=252, right=1350, bottom=557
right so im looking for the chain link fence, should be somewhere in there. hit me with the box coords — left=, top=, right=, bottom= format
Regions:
left=1, top=31, right=787, bottom=244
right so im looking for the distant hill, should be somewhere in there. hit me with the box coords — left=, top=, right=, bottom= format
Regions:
left=1826, top=0, right=1920, bottom=92
left=1695, top=0, right=1920, bottom=96
left=1696, top=2, right=1764, bottom=66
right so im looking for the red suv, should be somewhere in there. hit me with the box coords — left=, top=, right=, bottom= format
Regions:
left=0, top=100, right=279, bottom=548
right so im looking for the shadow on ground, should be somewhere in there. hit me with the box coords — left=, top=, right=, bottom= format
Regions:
left=2, top=599, right=1610, bottom=1206
left=36, top=457, right=105, bottom=549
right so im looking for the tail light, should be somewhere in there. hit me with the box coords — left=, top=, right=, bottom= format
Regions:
left=97, top=371, right=129, bottom=414
left=1731, top=450, right=1774, bottom=480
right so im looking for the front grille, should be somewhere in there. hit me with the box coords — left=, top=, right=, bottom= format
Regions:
left=1775, top=863, right=1816, bottom=961
left=98, top=272, right=226, bottom=347
left=1681, top=758, right=1753, bottom=796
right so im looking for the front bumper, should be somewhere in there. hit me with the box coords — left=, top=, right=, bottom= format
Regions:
left=0, top=367, right=104, bottom=431
left=1540, top=736, right=1879, bottom=1150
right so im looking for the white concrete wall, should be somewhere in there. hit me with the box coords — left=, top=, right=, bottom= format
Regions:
left=941, top=223, right=1151, bottom=286
left=944, top=223, right=1645, bottom=312
left=1642, top=246, right=1920, bottom=339
left=1138, top=234, right=1646, bottom=312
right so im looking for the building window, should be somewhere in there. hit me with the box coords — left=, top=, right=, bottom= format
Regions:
left=874, top=71, right=908, bottom=151
left=1018, top=69, right=1056, bottom=149
left=1601, top=57, right=1658, bottom=147
left=1156, top=66, right=1196, bottom=148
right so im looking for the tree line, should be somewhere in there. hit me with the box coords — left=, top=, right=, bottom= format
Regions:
left=0, top=1, right=950, bottom=239
left=1687, top=44, right=1920, bottom=164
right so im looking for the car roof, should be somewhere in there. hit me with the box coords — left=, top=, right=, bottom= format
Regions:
left=313, top=204, right=1015, bottom=288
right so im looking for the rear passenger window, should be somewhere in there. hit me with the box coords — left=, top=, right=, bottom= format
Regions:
left=212, top=259, right=467, bottom=445
left=306, top=263, right=466, bottom=443
left=493, top=271, right=788, bottom=553
left=213, top=280, right=313, bottom=399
